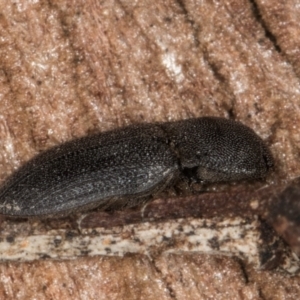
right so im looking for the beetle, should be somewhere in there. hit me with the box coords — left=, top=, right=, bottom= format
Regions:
left=0, top=117, right=274, bottom=217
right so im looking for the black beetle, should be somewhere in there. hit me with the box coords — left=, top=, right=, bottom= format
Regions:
left=0, top=117, right=274, bottom=217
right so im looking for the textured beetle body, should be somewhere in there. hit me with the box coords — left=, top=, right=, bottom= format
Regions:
left=163, top=117, right=273, bottom=182
left=0, top=117, right=273, bottom=217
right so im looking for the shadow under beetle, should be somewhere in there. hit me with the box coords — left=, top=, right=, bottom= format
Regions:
left=0, top=117, right=274, bottom=217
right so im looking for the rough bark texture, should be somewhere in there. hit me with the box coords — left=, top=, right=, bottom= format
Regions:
left=1, top=0, right=300, bottom=299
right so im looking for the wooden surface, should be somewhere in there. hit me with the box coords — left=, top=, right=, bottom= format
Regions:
left=0, top=0, right=300, bottom=299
